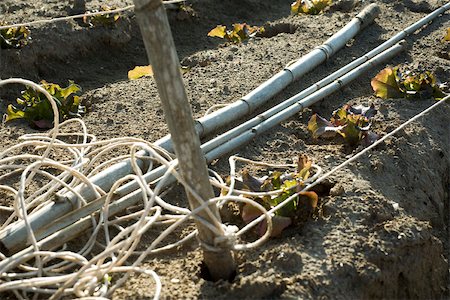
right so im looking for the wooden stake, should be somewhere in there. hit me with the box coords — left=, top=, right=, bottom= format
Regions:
left=132, top=0, right=236, bottom=280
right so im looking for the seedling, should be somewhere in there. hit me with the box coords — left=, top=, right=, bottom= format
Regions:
left=371, top=65, right=446, bottom=100
left=229, top=155, right=319, bottom=237
left=128, top=65, right=154, bottom=80
left=4, top=81, right=84, bottom=129
left=0, top=22, right=31, bottom=49
left=308, top=103, right=378, bottom=147
left=208, top=23, right=264, bottom=43
left=83, top=5, right=121, bottom=27
left=291, top=0, right=332, bottom=15
left=128, top=65, right=189, bottom=80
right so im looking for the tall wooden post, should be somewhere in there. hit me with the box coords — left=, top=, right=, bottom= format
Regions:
left=132, top=0, right=236, bottom=280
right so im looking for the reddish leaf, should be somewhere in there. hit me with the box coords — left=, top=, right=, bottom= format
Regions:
left=371, top=67, right=403, bottom=99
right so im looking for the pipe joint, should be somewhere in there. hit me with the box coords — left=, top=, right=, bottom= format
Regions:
left=315, top=44, right=334, bottom=60
left=282, top=68, right=295, bottom=83
left=239, top=98, right=253, bottom=113
left=257, top=114, right=268, bottom=122
left=354, top=4, right=381, bottom=30
left=194, top=120, right=206, bottom=137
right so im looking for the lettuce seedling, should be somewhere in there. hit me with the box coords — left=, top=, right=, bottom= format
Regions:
left=5, top=81, right=84, bottom=129
left=308, top=103, right=378, bottom=147
left=0, top=22, right=31, bottom=49
left=291, top=0, right=332, bottom=15
left=208, top=23, right=264, bottom=43
left=371, top=65, right=446, bottom=100
left=83, top=6, right=121, bottom=27
left=236, top=155, right=319, bottom=237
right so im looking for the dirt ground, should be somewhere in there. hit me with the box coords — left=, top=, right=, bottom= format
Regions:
left=0, top=0, right=449, bottom=299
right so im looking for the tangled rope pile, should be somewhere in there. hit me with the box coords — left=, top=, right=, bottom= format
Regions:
left=0, top=79, right=323, bottom=299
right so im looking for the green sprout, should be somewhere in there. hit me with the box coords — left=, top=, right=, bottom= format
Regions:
left=308, top=103, right=378, bottom=147
left=291, top=0, right=332, bottom=15
left=4, top=81, right=85, bottom=129
left=0, top=22, right=31, bottom=49
left=371, top=65, right=447, bottom=100
left=208, top=23, right=264, bottom=44
left=83, top=5, right=121, bottom=27
left=176, top=4, right=198, bottom=20
left=232, top=155, right=319, bottom=237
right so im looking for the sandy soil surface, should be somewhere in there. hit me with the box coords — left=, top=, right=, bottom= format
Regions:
left=0, top=0, right=449, bottom=299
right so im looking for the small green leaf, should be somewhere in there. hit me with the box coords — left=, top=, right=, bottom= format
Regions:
left=0, top=22, right=31, bottom=49
left=371, top=67, right=403, bottom=99
left=4, top=80, right=84, bottom=128
left=237, top=155, right=320, bottom=237
left=83, top=5, right=121, bottom=27
left=128, top=65, right=154, bottom=80
left=60, top=81, right=81, bottom=99
left=208, top=23, right=263, bottom=44
left=297, top=154, right=312, bottom=181
left=291, top=0, right=332, bottom=15
left=372, top=65, right=446, bottom=100
left=5, top=105, right=25, bottom=121
left=331, top=105, right=372, bottom=146
left=444, top=28, right=450, bottom=41
left=337, top=115, right=365, bottom=146
left=308, top=104, right=378, bottom=147
left=207, top=25, right=227, bottom=38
